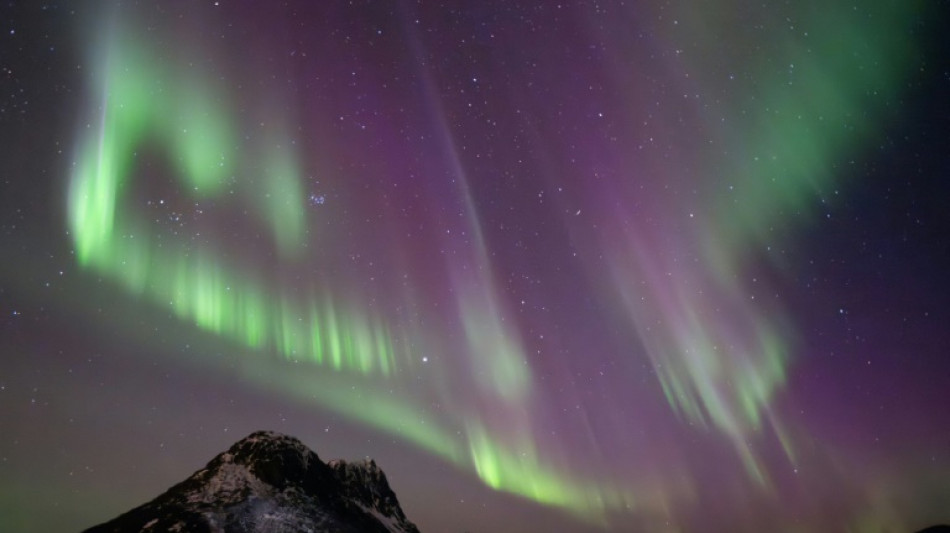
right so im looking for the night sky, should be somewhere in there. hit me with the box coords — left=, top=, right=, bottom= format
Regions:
left=2, top=1, right=949, bottom=532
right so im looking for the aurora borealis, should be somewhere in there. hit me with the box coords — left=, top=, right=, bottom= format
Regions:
left=2, top=1, right=949, bottom=531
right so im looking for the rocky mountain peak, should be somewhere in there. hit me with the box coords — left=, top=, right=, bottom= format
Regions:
left=82, top=431, right=420, bottom=533
left=328, top=457, right=409, bottom=525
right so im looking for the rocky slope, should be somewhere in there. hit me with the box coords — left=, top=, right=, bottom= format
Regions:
left=82, top=430, right=420, bottom=533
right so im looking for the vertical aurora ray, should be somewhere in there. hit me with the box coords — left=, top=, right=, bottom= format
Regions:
left=595, top=0, right=922, bottom=484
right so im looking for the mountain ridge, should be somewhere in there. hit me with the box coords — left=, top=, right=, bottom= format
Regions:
left=82, top=430, right=420, bottom=533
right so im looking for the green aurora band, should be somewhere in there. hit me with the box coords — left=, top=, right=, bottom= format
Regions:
left=66, top=24, right=635, bottom=521
left=67, top=32, right=398, bottom=376
left=66, top=3, right=922, bottom=524
left=604, top=0, right=920, bottom=484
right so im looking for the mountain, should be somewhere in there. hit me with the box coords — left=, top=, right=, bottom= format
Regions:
left=82, top=430, right=421, bottom=533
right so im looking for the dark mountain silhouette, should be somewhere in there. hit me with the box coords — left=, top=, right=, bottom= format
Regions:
left=82, top=430, right=420, bottom=533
